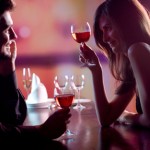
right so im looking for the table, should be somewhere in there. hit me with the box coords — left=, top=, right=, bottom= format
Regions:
left=23, top=101, right=150, bottom=150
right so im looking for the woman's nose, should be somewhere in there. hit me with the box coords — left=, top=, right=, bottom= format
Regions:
left=9, top=27, right=17, bottom=40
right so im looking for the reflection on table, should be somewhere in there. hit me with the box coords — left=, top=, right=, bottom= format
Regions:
left=24, top=101, right=150, bottom=150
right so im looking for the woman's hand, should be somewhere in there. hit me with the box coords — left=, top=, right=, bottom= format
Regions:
left=38, top=108, right=71, bottom=139
left=116, top=110, right=138, bottom=125
left=79, top=43, right=101, bottom=70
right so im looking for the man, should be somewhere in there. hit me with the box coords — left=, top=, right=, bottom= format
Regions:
left=0, top=0, right=71, bottom=142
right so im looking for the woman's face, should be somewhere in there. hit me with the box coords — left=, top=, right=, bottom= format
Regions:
left=99, top=15, right=126, bottom=54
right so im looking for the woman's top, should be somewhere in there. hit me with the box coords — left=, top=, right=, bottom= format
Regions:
left=136, top=95, right=143, bottom=114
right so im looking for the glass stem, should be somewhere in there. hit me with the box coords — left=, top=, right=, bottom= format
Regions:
left=80, top=42, right=84, bottom=47
left=61, top=88, right=64, bottom=94
left=77, top=89, right=80, bottom=106
left=26, top=89, right=30, bottom=99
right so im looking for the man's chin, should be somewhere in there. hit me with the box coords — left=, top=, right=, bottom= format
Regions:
left=0, top=54, right=9, bottom=61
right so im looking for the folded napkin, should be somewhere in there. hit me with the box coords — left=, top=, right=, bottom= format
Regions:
left=27, top=73, right=48, bottom=103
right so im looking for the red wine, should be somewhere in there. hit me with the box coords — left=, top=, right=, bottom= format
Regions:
left=55, top=94, right=75, bottom=108
left=72, top=31, right=90, bottom=43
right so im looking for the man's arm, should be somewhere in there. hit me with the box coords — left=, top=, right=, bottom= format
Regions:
left=0, top=71, right=27, bottom=125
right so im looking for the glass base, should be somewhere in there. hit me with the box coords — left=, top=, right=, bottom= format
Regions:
left=61, top=129, right=74, bottom=138
left=80, top=61, right=96, bottom=68
left=57, top=129, right=75, bottom=143
left=65, top=129, right=74, bottom=136
left=73, top=103, right=86, bottom=111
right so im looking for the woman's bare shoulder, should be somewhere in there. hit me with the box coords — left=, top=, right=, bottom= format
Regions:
left=128, top=42, right=150, bottom=58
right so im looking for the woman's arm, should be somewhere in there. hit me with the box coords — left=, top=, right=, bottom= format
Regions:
left=91, top=65, right=135, bottom=126
left=80, top=43, right=135, bottom=127
left=128, top=42, right=150, bottom=127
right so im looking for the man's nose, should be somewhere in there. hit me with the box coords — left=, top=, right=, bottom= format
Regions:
left=10, top=27, right=17, bottom=40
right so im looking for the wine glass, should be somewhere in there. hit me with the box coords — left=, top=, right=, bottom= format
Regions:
left=54, top=79, right=75, bottom=138
left=71, top=22, right=91, bottom=45
left=54, top=75, right=68, bottom=93
left=71, top=22, right=95, bottom=66
left=70, top=74, right=85, bottom=110
left=22, top=68, right=32, bottom=99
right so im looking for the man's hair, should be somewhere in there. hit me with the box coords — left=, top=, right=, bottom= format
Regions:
left=0, top=0, right=15, bottom=15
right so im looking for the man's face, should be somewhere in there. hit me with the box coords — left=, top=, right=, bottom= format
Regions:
left=0, top=11, right=17, bottom=58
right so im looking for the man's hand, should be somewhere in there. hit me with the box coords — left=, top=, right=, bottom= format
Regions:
left=0, top=40, right=17, bottom=75
left=38, top=108, right=71, bottom=139
left=10, top=40, right=17, bottom=63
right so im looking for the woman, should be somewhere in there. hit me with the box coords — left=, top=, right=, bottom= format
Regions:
left=80, top=0, right=150, bottom=128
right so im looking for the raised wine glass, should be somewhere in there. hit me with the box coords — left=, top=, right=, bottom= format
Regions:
left=71, top=22, right=91, bottom=45
left=70, top=74, right=85, bottom=111
left=71, top=22, right=95, bottom=66
left=22, top=68, right=32, bottom=99
left=54, top=78, right=75, bottom=139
